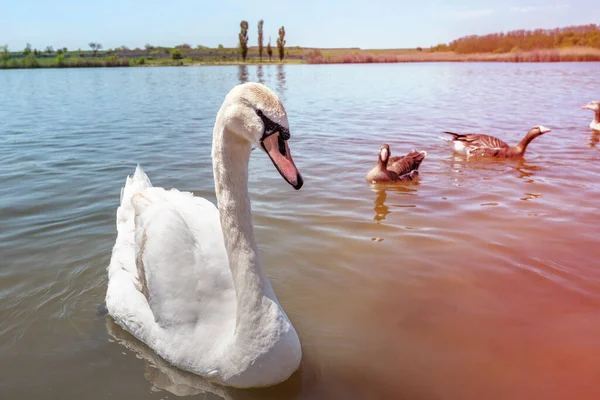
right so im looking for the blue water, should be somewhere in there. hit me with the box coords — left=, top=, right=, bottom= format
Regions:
left=1, top=63, right=600, bottom=400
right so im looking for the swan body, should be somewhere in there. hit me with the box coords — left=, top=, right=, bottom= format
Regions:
left=365, top=144, right=426, bottom=183
left=106, top=82, right=304, bottom=388
left=582, top=101, right=600, bottom=131
left=441, top=125, right=551, bottom=158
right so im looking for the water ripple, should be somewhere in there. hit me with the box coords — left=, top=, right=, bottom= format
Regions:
left=1, top=63, right=600, bottom=399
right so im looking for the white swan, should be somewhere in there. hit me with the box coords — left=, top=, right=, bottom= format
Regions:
left=105, top=82, right=304, bottom=388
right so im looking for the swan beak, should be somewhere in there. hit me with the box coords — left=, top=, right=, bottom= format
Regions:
left=539, top=126, right=551, bottom=134
left=261, top=132, right=303, bottom=190
left=582, top=104, right=595, bottom=110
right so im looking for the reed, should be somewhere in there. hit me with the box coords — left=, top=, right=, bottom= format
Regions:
left=306, top=47, right=600, bottom=64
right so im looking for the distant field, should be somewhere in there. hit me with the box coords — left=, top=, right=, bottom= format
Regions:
left=302, top=46, right=600, bottom=64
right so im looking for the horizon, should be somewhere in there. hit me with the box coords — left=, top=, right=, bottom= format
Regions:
left=1, top=0, right=599, bottom=51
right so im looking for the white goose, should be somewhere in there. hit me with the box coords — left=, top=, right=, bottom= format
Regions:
left=106, top=82, right=304, bottom=388
left=582, top=101, right=600, bottom=131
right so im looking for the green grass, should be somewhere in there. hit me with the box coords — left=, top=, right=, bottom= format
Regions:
left=0, top=54, right=130, bottom=69
left=0, top=47, right=305, bottom=69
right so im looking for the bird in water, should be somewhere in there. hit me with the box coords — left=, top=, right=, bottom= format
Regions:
left=365, top=144, right=427, bottom=183
left=582, top=101, right=600, bottom=131
left=441, top=125, right=551, bottom=158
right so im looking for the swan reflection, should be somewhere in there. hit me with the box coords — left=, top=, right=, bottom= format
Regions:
left=105, top=318, right=302, bottom=399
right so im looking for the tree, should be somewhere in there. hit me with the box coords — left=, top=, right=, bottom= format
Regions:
left=23, top=53, right=39, bottom=68
left=89, top=42, right=102, bottom=57
left=45, top=46, right=53, bottom=54
left=239, top=20, right=249, bottom=61
left=443, top=24, right=600, bottom=54
left=23, top=43, right=32, bottom=55
left=277, top=26, right=286, bottom=61
left=1, top=45, right=9, bottom=63
left=56, top=53, right=65, bottom=67
left=62, top=47, right=68, bottom=54
left=171, top=48, right=182, bottom=60
left=258, top=19, right=264, bottom=62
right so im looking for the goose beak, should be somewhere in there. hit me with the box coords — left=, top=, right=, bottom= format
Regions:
left=261, top=132, right=303, bottom=190
left=539, top=126, right=551, bottom=134
left=582, top=104, right=594, bottom=110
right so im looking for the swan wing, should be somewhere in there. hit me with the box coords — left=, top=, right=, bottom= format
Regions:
left=106, top=165, right=236, bottom=351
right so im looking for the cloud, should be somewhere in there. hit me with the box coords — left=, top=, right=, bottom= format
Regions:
left=448, top=8, right=495, bottom=19
left=510, top=4, right=570, bottom=13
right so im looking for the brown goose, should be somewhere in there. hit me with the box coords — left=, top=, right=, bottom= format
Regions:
left=441, top=125, right=551, bottom=158
left=582, top=101, right=600, bottom=131
left=365, top=144, right=426, bottom=183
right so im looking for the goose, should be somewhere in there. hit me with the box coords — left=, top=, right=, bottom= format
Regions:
left=441, top=126, right=551, bottom=158
left=582, top=101, right=600, bottom=131
left=365, top=144, right=426, bottom=183
left=105, top=82, right=304, bottom=389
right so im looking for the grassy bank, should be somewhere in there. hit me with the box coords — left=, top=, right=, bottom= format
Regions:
left=2, top=44, right=600, bottom=70
left=0, top=54, right=131, bottom=69
left=0, top=47, right=304, bottom=69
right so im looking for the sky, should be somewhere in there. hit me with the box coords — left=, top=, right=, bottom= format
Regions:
left=1, top=0, right=599, bottom=51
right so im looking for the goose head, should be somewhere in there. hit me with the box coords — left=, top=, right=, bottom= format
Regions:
left=526, top=125, right=552, bottom=138
left=220, top=82, right=303, bottom=190
left=582, top=101, right=600, bottom=112
left=379, top=144, right=390, bottom=165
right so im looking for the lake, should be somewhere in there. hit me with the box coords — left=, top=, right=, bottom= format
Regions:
left=1, top=63, right=599, bottom=400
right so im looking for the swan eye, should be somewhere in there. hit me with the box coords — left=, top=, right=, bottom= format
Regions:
left=256, top=109, right=290, bottom=142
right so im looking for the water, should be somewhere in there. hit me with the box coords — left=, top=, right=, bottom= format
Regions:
left=1, top=63, right=599, bottom=399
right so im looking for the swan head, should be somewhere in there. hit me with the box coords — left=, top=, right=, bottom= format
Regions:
left=221, top=82, right=303, bottom=190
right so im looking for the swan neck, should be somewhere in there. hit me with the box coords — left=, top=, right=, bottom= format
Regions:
left=211, top=120, right=277, bottom=332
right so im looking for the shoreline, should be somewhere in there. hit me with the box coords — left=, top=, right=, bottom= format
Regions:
left=1, top=47, right=600, bottom=70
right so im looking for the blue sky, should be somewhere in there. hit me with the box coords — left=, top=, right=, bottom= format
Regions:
left=1, top=0, right=598, bottom=50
